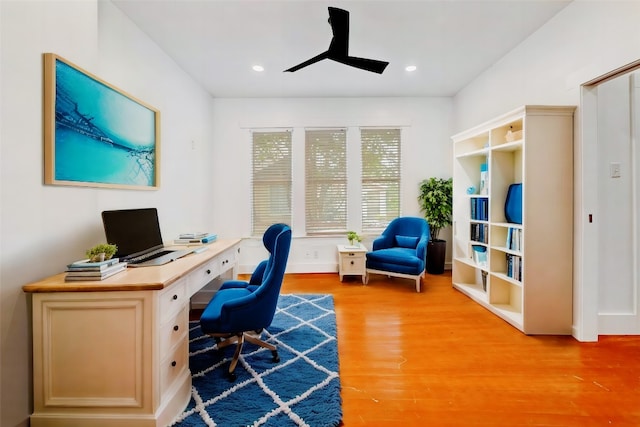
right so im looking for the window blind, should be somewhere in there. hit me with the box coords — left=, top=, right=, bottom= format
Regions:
left=251, top=131, right=292, bottom=235
left=361, top=128, right=401, bottom=231
left=305, top=129, right=347, bottom=234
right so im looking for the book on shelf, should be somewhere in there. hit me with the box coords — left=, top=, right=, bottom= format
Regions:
left=65, top=261, right=127, bottom=281
left=173, top=233, right=217, bottom=245
left=505, top=227, right=522, bottom=251
left=470, top=197, right=489, bottom=221
left=66, top=257, right=121, bottom=271
left=470, top=223, right=488, bottom=244
left=505, top=253, right=522, bottom=281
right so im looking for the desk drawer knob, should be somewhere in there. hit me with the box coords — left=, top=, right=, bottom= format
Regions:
left=171, top=361, right=177, bottom=367
left=350, top=261, right=354, bottom=265
left=206, top=269, right=211, bottom=275
left=172, top=294, right=178, bottom=300
left=173, top=325, right=179, bottom=332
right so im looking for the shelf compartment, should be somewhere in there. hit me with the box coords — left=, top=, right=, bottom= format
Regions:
left=490, top=224, right=523, bottom=254
left=488, top=274, right=522, bottom=313
left=490, top=149, right=523, bottom=224
left=452, top=259, right=488, bottom=302
left=454, top=155, right=489, bottom=196
left=454, top=133, right=490, bottom=156
left=452, top=259, right=487, bottom=289
left=490, top=119, right=523, bottom=148
left=489, top=248, right=523, bottom=283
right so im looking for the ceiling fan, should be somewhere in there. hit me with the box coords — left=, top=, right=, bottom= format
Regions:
left=284, top=7, right=389, bottom=74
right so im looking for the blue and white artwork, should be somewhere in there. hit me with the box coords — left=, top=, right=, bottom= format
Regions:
left=51, top=56, right=158, bottom=188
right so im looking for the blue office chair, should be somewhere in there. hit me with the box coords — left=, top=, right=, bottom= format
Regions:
left=199, top=223, right=292, bottom=381
left=365, top=217, right=430, bottom=292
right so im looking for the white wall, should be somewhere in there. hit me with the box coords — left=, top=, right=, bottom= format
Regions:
left=209, top=97, right=453, bottom=273
left=0, top=1, right=215, bottom=425
left=453, top=1, right=640, bottom=131
left=453, top=0, right=640, bottom=340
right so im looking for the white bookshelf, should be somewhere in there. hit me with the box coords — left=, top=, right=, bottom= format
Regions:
left=451, top=105, right=575, bottom=334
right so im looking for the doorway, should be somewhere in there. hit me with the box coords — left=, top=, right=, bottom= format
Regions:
left=580, top=64, right=640, bottom=339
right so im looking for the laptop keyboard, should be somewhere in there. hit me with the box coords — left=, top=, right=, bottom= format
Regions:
left=127, top=248, right=173, bottom=264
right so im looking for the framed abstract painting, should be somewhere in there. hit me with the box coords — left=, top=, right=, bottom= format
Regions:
left=43, top=53, right=160, bottom=189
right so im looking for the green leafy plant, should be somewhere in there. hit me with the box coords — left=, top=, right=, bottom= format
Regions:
left=86, top=243, right=118, bottom=262
left=418, top=177, right=453, bottom=241
left=346, top=231, right=362, bottom=245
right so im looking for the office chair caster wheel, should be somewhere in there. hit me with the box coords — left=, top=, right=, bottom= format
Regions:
left=226, top=371, right=237, bottom=382
left=271, top=350, right=280, bottom=363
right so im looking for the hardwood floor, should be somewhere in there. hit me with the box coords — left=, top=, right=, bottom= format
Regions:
left=192, top=271, right=640, bottom=426
left=282, top=272, right=640, bottom=426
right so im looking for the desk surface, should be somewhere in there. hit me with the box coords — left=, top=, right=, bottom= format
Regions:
left=22, top=238, right=241, bottom=293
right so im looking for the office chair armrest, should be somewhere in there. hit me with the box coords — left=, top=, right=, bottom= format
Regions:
left=249, top=260, right=268, bottom=287
left=219, top=280, right=251, bottom=291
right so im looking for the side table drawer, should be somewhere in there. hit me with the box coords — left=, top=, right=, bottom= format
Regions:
left=341, top=254, right=365, bottom=274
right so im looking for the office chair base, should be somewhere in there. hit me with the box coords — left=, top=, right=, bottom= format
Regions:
left=207, top=331, right=280, bottom=381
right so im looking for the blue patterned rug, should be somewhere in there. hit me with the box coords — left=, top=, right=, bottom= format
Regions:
left=172, top=294, right=342, bottom=427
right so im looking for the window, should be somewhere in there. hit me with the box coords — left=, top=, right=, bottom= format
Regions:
left=305, top=129, right=347, bottom=233
left=251, top=131, right=292, bottom=235
left=361, top=128, right=401, bottom=231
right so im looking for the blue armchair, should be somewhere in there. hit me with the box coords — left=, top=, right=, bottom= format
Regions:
left=365, top=217, right=430, bottom=292
left=200, top=223, right=292, bottom=381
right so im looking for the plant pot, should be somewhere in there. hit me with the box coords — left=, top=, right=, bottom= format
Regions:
left=90, top=253, right=106, bottom=263
left=426, top=239, right=447, bottom=275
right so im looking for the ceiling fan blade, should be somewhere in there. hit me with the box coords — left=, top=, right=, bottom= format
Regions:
left=333, top=56, right=390, bottom=74
left=327, top=7, right=349, bottom=57
left=284, top=51, right=329, bottom=72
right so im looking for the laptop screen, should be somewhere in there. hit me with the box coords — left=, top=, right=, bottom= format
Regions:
left=101, top=208, right=164, bottom=258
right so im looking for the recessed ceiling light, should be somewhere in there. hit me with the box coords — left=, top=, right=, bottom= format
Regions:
left=405, top=65, right=417, bottom=72
left=252, top=65, right=264, bottom=72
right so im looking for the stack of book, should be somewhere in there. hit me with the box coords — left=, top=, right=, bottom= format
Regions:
left=65, top=257, right=127, bottom=282
left=174, top=232, right=217, bottom=245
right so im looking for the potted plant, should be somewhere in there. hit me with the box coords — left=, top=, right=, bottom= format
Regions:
left=346, top=231, right=362, bottom=247
left=86, top=243, right=118, bottom=262
left=418, top=177, right=453, bottom=274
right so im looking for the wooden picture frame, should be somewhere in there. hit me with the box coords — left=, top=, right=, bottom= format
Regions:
left=43, top=53, right=160, bottom=189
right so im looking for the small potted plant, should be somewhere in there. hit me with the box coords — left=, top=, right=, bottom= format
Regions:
left=86, top=243, right=118, bottom=262
left=346, top=231, right=362, bottom=247
left=418, top=177, right=453, bottom=274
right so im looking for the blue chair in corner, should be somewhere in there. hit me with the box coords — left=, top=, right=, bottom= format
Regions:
left=365, top=217, right=430, bottom=292
left=200, top=223, right=292, bottom=381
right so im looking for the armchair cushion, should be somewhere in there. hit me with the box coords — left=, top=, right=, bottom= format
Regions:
left=395, top=235, right=419, bottom=248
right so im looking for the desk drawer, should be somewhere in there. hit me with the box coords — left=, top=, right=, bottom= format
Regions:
left=160, top=306, right=188, bottom=357
left=218, top=248, right=238, bottom=274
left=160, top=338, right=188, bottom=394
left=159, top=279, right=188, bottom=320
left=189, top=259, right=220, bottom=298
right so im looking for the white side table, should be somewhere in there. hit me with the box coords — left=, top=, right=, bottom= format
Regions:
left=337, top=243, right=367, bottom=283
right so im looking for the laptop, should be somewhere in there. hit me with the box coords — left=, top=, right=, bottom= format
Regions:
left=101, top=208, right=192, bottom=267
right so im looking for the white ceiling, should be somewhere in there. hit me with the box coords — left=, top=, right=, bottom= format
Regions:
left=111, top=0, right=572, bottom=98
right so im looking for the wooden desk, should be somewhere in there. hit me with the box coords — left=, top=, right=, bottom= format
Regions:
left=22, top=239, right=241, bottom=427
